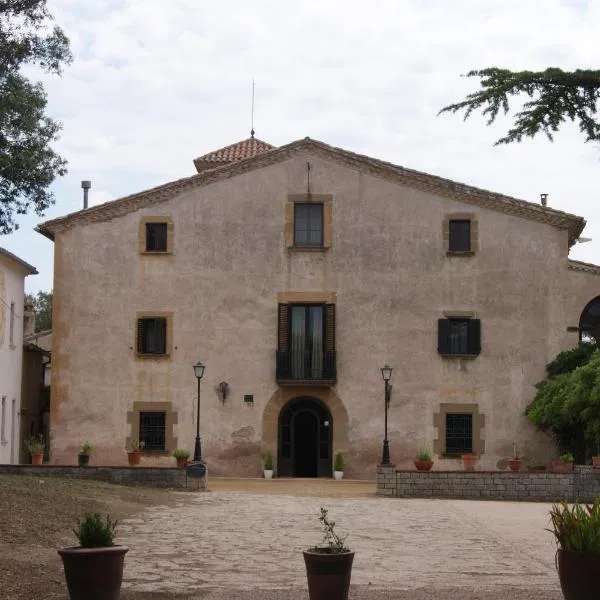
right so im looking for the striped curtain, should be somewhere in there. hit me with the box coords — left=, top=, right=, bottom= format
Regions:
left=291, top=306, right=306, bottom=378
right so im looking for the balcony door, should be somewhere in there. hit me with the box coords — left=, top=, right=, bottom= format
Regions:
left=291, top=305, right=323, bottom=380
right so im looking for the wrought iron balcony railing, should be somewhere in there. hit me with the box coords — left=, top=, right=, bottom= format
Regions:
left=276, top=350, right=336, bottom=384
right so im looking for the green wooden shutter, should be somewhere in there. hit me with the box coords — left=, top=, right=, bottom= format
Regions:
left=437, top=319, right=450, bottom=355
left=468, top=319, right=481, bottom=355
left=278, top=304, right=289, bottom=352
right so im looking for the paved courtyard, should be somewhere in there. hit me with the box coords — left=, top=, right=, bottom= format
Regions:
left=118, top=479, right=562, bottom=599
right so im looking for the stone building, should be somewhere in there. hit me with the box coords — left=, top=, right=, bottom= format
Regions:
left=37, top=136, right=600, bottom=478
left=0, top=248, right=37, bottom=464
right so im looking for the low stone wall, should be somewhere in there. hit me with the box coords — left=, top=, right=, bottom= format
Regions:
left=0, top=464, right=207, bottom=490
left=376, top=465, right=600, bottom=502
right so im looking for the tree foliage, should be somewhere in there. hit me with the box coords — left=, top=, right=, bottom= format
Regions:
left=527, top=344, right=600, bottom=459
left=0, top=0, right=72, bottom=233
left=25, top=289, right=51, bottom=331
left=439, top=68, right=600, bottom=145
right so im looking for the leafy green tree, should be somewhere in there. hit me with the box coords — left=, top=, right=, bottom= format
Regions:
left=25, top=289, right=52, bottom=332
left=439, top=68, right=600, bottom=145
left=527, top=345, right=600, bottom=461
left=0, top=0, right=72, bottom=233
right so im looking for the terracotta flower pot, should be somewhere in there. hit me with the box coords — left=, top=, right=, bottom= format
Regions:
left=58, top=545, right=128, bottom=600
left=303, top=550, right=354, bottom=600
left=508, top=459, right=521, bottom=472
left=552, top=460, right=573, bottom=473
left=31, top=452, right=43, bottom=465
left=176, top=456, right=188, bottom=469
left=592, top=456, right=600, bottom=467
left=414, top=460, right=433, bottom=471
left=461, top=454, right=478, bottom=471
left=557, top=548, right=600, bottom=600
left=127, top=451, right=141, bottom=466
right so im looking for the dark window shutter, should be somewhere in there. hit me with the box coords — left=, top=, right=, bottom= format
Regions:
left=278, top=304, right=289, bottom=352
left=325, top=304, right=336, bottom=352
left=156, top=318, right=167, bottom=354
left=437, top=319, right=450, bottom=354
left=137, top=319, right=146, bottom=353
left=468, top=319, right=481, bottom=355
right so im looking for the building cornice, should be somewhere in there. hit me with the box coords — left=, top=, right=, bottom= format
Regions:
left=36, top=137, right=586, bottom=245
left=568, top=259, right=600, bottom=275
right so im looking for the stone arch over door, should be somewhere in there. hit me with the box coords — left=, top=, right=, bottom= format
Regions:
left=261, top=386, right=349, bottom=474
left=580, top=296, right=600, bottom=344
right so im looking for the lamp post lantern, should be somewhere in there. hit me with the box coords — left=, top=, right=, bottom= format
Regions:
left=380, top=364, right=393, bottom=465
left=193, top=361, right=205, bottom=462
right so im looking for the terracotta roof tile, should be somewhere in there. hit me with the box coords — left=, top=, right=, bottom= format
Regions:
left=193, top=137, right=275, bottom=172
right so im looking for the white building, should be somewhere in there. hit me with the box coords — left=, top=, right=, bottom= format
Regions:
left=0, top=248, right=37, bottom=464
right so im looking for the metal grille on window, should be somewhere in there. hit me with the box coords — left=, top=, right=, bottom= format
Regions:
left=445, top=413, right=473, bottom=455
left=139, top=412, right=166, bottom=451
left=145, top=222, right=168, bottom=252
left=449, top=319, right=469, bottom=354
left=449, top=219, right=471, bottom=252
left=294, top=203, right=323, bottom=246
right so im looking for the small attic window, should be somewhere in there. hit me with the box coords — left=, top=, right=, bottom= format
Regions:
left=146, top=223, right=168, bottom=252
left=139, top=217, right=174, bottom=254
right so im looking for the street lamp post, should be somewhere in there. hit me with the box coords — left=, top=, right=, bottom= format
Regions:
left=193, top=361, right=205, bottom=462
left=380, top=364, right=393, bottom=465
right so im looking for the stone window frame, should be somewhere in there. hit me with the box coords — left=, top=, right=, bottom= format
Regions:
left=433, top=403, right=485, bottom=458
left=139, top=216, right=174, bottom=255
left=135, top=311, right=174, bottom=359
left=443, top=213, right=478, bottom=256
left=285, top=194, right=333, bottom=251
left=438, top=310, right=481, bottom=359
left=127, top=401, right=177, bottom=456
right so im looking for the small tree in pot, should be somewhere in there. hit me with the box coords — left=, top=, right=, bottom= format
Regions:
left=303, top=507, right=354, bottom=600
left=263, top=452, right=274, bottom=479
left=25, top=435, right=45, bottom=465
left=78, top=442, right=94, bottom=467
left=58, top=513, right=128, bottom=600
left=548, top=500, right=600, bottom=600
left=333, top=453, right=344, bottom=480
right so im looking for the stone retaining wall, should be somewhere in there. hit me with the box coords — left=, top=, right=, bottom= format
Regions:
left=0, top=464, right=206, bottom=490
left=376, top=465, right=600, bottom=502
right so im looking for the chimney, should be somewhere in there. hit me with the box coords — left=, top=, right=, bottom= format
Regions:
left=540, top=193, right=548, bottom=207
left=81, top=180, right=91, bottom=209
left=23, top=302, right=35, bottom=337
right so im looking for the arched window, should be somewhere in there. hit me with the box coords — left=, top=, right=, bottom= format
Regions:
left=579, top=297, right=600, bottom=344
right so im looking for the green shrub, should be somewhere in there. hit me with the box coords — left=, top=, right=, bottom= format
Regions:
left=264, top=452, right=273, bottom=470
left=560, top=452, right=574, bottom=463
left=548, top=500, right=600, bottom=553
left=172, top=449, right=190, bottom=459
left=416, top=450, right=432, bottom=461
left=73, top=513, right=117, bottom=548
left=80, top=442, right=93, bottom=455
left=334, top=452, right=344, bottom=472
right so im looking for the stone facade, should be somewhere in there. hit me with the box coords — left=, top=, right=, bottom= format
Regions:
left=376, top=465, right=600, bottom=502
left=37, top=138, right=600, bottom=478
left=0, top=248, right=37, bottom=464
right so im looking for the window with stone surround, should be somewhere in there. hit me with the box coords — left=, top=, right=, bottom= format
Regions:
left=443, top=213, right=478, bottom=255
left=285, top=194, right=332, bottom=250
left=433, top=403, right=485, bottom=458
left=437, top=317, right=481, bottom=357
left=139, top=216, right=174, bottom=254
left=127, top=401, right=177, bottom=454
left=445, top=413, right=473, bottom=455
left=139, top=411, right=166, bottom=451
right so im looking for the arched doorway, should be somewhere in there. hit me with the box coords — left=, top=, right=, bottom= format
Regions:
left=278, top=397, right=332, bottom=478
left=579, top=297, right=600, bottom=344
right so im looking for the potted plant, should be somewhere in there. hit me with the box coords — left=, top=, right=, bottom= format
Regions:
left=263, top=451, right=274, bottom=479
left=303, top=507, right=354, bottom=600
left=78, top=442, right=94, bottom=467
left=548, top=500, right=600, bottom=600
left=333, top=452, right=344, bottom=480
left=126, top=438, right=144, bottom=466
left=507, top=443, right=523, bottom=472
left=592, top=441, right=600, bottom=467
left=414, top=450, right=434, bottom=471
left=461, top=453, right=479, bottom=471
left=25, top=434, right=45, bottom=465
left=552, top=452, right=574, bottom=473
left=58, top=513, right=128, bottom=600
left=172, top=449, right=190, bottom=469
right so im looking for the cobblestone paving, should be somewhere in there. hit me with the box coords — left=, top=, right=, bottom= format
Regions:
left=118, top=479, right=561, bottom=598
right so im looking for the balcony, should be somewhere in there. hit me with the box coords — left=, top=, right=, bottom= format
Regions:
left=276, top=350, right=336, bottom=385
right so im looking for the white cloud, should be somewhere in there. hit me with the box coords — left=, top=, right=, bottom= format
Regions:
left=2, top=0, right=600, bottom=292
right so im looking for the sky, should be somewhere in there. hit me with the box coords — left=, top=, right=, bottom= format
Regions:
left=2, top=0, right=600, bottom=293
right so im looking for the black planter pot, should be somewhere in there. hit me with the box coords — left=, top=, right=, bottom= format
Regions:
left=78, top=453, right=90, bottom=467
left=303, top=549, right=354, bottom=600
left=58, top=545, right=128, bottom=600
left=557, top=548, right=600, bottom=600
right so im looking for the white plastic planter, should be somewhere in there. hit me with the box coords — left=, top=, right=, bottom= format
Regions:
left=333, top=471, right=344, bottom=480
left=264, top=469, right=273, bottom=479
